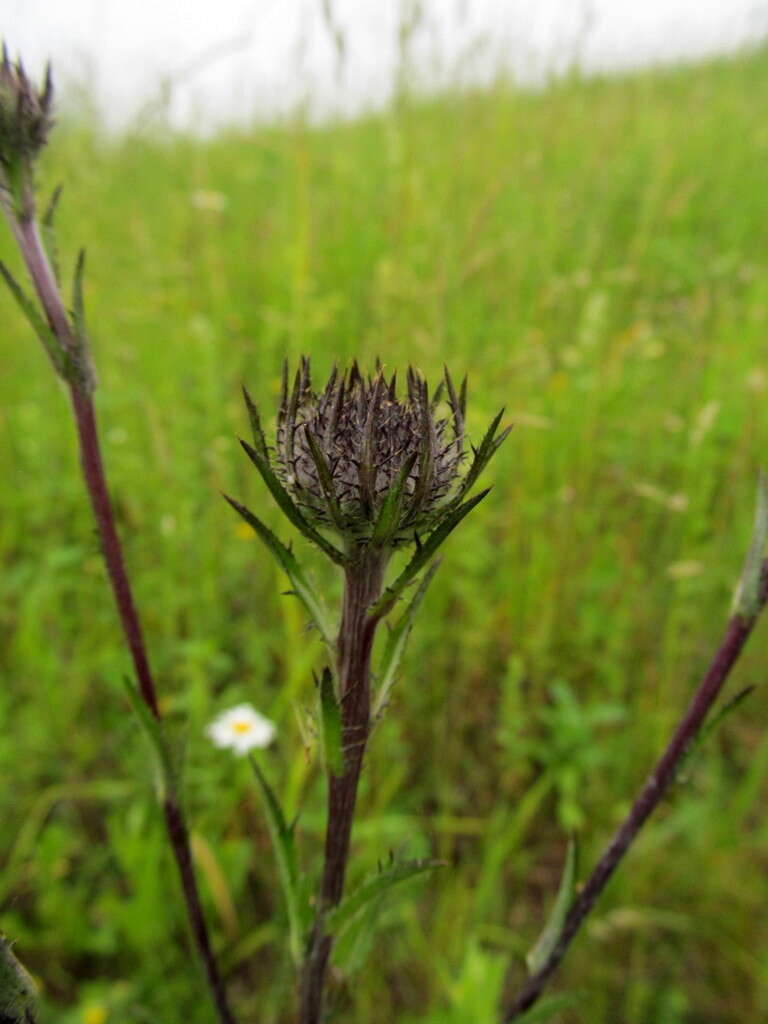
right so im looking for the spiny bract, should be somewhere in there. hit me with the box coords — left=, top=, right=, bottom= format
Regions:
left=232, top=358, right=508, bottom=564
left=0, top=45, right=53, bottom=178
left=274, top=359, right=466, bottom=545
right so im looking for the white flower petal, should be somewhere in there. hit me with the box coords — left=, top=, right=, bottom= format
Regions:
left=206, top=703, right=276, bottom=755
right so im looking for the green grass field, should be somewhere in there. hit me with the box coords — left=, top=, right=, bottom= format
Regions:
left=3, top=42, right=768, bottom=1024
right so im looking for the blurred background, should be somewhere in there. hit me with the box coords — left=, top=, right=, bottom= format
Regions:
left=6, top=0, right=768, bottom=129
left=3, top=2, right=768, bottom=1022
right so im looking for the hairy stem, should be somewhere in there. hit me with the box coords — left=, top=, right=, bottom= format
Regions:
left=298, top=551, right=386, bottom=1024
left=502, top=563, right=768, bottom=1022
left=6, top=210, right=236, bottom=1024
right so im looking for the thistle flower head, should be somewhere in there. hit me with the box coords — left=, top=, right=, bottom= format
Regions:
left=233, top=358, right=507, bottom=576
left=0, top=44, right=53, bottom=215
left=273, top=359, right=467, bottom=548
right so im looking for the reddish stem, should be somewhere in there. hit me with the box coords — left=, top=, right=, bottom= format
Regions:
left=502, top=566, right=768, bottom=1021
left=298, top=551, right=386, bottom=1024
left=7, top=211, right=236, bottom=1024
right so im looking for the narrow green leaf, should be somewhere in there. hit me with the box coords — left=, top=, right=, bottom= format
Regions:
left=242, top=386, right=269, bottom=461
left=703, top=685, right=756, bottom=740
left=121, top=676, right=174, bottom=796
left=370, top=452, right=417, bottom=546
left=238, top=439, right=345, bottom=565
left=249, top=757, right=306, bottom=964
left=318, top=667, right=344, bottom=776
left=372, top=560, right=440, bottom=720
left=224, top=495, right=335, bottom=646
left=0, top=935, right=38, bottom=1022
left=406, top=378, right=435, bottom=521
left=68, top=249, right=95, bottom=392
left=71, top=249, right=87, bottom=341
left=734, top=469, right=768, bottom=620
left=0, top=260, right=67, bottom=376
left=370, top=488, right=491, bottom=620
left=526, top=838, right=577, bottom=976
left=455, top=407, right=509, bottom=504
left=41, top=183, right=63, bottom=284
left=326, top=858, right=445, bottom=936
left=678, top=685, right=756, bottom=782
left=304, top=428, right=346, bottom=532
left=330, top=884, right=386, bottom=973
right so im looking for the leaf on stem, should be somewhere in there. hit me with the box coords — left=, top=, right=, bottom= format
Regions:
left=512, top=993, right=580, bottom=1023
left=372, top=560, right=440, bottom=720
left=318, top=666, right=343, bottom=776
left=0, top=260, right=67, bottom=376
left=733, top=469, right=768, bottom=621
left=326, top=857, right=445, bottom=937
left=242, top=386, right=269, bottom=462
left=526, top=838, right=577, bottom=976
left=676, top=684, right=756, bottom=783
left=249, top=757, right=307, bottom=964
left=41, top=183, right=63, bottom=284
left=453, top=407, right=510, bottom=508
left=238, top=439, right=346, bottom=565
left=121, top=675, right=175, bottom=798
left=370, top=488, right=491, bottom=620
left=223, top=494, right=335, bottom=647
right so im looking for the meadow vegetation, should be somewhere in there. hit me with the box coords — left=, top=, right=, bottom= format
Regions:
left=2, top=42, right=768, bottom=1023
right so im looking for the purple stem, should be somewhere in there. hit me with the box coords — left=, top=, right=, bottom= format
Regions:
left=298, top=552, right=386, bottom=1024
left=502, top=564, right=768, bottom=1021
left=8, top=213, right=236, bottom=1024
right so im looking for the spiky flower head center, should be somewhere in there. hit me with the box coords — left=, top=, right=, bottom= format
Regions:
left=0, top=47, right=52, bottom=165
left=276, top=360, right=466, bottom=546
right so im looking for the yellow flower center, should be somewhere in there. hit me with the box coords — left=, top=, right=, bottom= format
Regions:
left=232, top=720, right=252, bottom=734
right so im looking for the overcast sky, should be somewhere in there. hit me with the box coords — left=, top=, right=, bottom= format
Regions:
left=5, top=0, right=768, bottom=131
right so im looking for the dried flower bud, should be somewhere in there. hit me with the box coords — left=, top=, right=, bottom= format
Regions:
left=235, top=359, right=506, bottom=570
left=270, top=359, right=471, bottom=548
left=0, top=45, right=53, bottom=218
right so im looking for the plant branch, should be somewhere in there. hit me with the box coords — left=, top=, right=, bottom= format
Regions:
left=4, top=208, right=236, bottom=1024
left=501, top=560, right=768, bottom=1022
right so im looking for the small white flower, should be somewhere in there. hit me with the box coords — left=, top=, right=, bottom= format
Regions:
left=206, top=704, right=276, bottom=756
